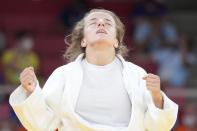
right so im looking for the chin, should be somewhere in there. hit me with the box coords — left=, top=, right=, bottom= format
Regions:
left=89, top=39, right=113, bottom=49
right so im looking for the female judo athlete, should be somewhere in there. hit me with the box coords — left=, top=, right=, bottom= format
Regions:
left=9, top=9, right=178, bottom=131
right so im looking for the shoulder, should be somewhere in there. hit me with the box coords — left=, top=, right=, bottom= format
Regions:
left=51, top=61, right=77, bottom=76
left=42, top=62, right=77, bottom=92
left=125, top=61, right=147, bottom=76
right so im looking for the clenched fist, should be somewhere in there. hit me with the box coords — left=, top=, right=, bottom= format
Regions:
left=19, top=66, right=37, bottom=93
left=143, top=73, right=163, bottom=109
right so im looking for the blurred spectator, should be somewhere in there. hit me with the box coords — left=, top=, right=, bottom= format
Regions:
left=0, top=27, right=6, bottom=84
left=131, top=0, right=195, bottom=87
left=152, top=35, right=195, bottom=87
left=133, top=0, right=178, bottom=55
left=175, top=103, right=197, bottom=131
left=132, top=0, right=150, bottom=55
left=57, top=0, right=89, bottom=34
left=0, top=63, right=4, bottom=84
left=0, top=27, right=6, bottom=54
left=1, top=30, right=39, bottom=85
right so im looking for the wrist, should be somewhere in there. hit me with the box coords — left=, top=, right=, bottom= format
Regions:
left=152, top=91, right=162, bottom=99
left=152, top=92, right=163, bottom=109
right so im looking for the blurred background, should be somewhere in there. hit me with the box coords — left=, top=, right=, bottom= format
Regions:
left=0, top=0, right=197, bottom=130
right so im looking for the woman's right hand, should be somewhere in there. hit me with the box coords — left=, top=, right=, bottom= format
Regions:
left=19, top=66, right=37, bottom=94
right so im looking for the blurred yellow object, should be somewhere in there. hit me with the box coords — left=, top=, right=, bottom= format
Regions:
left=1, top=49, right=39, bottom=85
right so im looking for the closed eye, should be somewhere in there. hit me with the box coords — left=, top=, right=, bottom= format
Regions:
left=106, top=23, right=112, bottom=26
left=88, top=22, right=112, bottom=26
left=89, top=22, right=96, bottom=25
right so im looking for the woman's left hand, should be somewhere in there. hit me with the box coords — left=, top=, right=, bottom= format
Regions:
left=143, top=73, right=163, bottom=109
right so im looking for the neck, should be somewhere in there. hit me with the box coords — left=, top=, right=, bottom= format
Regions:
left=85, top=46, right=115, bottom=66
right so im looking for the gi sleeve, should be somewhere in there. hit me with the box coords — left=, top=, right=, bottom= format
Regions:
left=140, top=70, right=179, bottom=131
left=9, top=67, right=66, bottom=131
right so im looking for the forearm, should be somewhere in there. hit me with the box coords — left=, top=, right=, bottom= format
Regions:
left=152, top=92, right=164, bottom=109
left=9, top=85, right=59, bottom=131
left=144, top=91, right=179, bottom=131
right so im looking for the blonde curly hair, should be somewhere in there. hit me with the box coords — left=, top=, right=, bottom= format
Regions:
left=63, top=9, right=128, bottom=62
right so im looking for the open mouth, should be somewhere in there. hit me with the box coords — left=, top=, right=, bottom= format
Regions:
left=96, top=29, right=107, bottom=34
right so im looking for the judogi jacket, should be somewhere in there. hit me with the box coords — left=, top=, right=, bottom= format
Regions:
left=9, top=54, right=178, bottom=131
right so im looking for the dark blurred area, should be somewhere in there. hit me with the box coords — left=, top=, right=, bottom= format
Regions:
left=0, top=0, right=197, bottom=130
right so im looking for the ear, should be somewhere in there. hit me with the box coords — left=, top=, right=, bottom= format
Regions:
left=113, top=39, right=119, bottom=48
left=81, top=39, right=87, bottom=47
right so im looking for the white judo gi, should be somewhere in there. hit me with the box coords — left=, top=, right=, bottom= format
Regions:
left=9, top=54, right=178, bottom=131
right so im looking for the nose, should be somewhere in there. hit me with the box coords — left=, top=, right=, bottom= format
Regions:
left=98, top=19, right=105, bottom=27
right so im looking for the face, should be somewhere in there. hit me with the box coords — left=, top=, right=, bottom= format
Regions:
left=82, top=12, right=118, bottom=49
left=19, top=37, right=33, bottom=52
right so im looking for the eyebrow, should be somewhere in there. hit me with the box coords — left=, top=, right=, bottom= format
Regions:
left=104, top=18, right=112, bottom=22
left=89, top=18, right=97, bottom=21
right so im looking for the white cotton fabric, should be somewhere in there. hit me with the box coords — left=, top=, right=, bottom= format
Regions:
left=75, top=57, right=131, bottom=127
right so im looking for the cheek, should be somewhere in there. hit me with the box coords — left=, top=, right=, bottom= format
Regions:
left=84, top=26, right=95, bottom=39
left=107, top=25, right=116, bottom=35
left=108, top=28, right=117, bottom=39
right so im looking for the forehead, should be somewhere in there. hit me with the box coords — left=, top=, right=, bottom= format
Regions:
left=85, top=12, right=115, bottom=23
